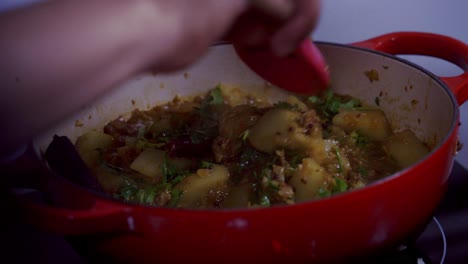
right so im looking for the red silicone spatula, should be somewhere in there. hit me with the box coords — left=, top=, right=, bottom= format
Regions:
left=233, top=0, right=330, bottom=94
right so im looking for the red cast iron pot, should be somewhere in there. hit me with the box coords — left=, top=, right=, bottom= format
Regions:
left=12, top=32, right=468, bottom=263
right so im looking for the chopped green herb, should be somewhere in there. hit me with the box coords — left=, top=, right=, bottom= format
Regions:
left=266, top=179, right=280, bottom=192
left=318, top=187, right=331, bottom=198
left=200, top=160, right=214, bottom=169
left=135, top=138, right=165, bottom=150
left=335, top=148, right=345, bottom=174
left=209, top=85, right=224, bottom=105
left=136, top=187, right=158, bottom=205
left=358, top=166, right=369, bottom=177
left=308, top=89, right=362, bottom=117
left=274, top=101, right=297, bottom=110
left=137, top=126, right=146, bottom=138
left=239, top=129, right=250, bottom=141
left=341, top=98, right=361, bottom=109
left=332, top=177, right=348, bottom=193
left=168, top=189, right=183, bottom=207
left=115, top=178, right=138, bottom=201
left=161, top=155, right=190, bottom=184
left=308, top=96, right=320, bottom=103
left=284, top=150, right=305, bottom=169
left=351, top=131, right=369, bottom=148
left=170, top=175, right=186, bottom=186
left=259, top=195, right=271, bottom=207
left=195, top=86, right=225, bottom=120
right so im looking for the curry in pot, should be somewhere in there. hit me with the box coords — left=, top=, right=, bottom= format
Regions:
left=74, top=85, right=429, bottom=209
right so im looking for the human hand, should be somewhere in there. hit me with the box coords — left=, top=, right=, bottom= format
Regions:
left=147, top=0, right=249, bottom=71
left=225, top=0, right=321, bottom=57
left=150, top=0, right=321, bottom=71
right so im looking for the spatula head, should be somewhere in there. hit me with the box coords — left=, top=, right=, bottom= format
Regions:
left=234, top=39, right=330, bottom=94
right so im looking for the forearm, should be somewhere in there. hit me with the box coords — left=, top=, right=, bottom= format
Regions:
left=0, top=0, right=169, bottom=153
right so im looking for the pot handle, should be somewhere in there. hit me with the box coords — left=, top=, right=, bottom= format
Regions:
left=12, top=188, right=133, bottom=235
left=352, top=32, right=468, bottom=105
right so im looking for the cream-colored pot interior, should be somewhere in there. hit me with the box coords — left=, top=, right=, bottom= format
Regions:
left=35, top=43, right=456, bottom=155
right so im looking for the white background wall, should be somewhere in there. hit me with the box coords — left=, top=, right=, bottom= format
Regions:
left=1, top=0, right=467, bottom=168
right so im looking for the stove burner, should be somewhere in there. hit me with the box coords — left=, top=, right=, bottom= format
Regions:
left=414, top=216, right=447, bottom=264
left=356, top=216, right=448, bottom=264
left=434, top=217, right=447, bottom=264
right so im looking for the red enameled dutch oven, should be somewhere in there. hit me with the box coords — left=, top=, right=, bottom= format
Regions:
left=12, top=32, right=468, bottom=263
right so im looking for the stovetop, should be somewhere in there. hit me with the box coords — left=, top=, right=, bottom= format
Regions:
left=1, top=161, right=467, bottom=264
left=429, top=161, right=468, bottom=263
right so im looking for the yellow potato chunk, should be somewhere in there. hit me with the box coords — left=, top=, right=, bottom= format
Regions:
left=75, top=131, right=113, bottom=167
left=129, top=149, right=165, bottom=180
left=335, top=148, right=351, bottom=176
left=286, top=95, right=308, bottom=111
left=248, top=108, right=315, bottom=153
left=289, top=158, right=330, bottom=202
left=384, top=129, right=429, bottom=169
left=332, top=109, right=391, bottom=141
left=175, top=165, right=230, bottom=208
left=94, top=167, right=127, bottom=193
